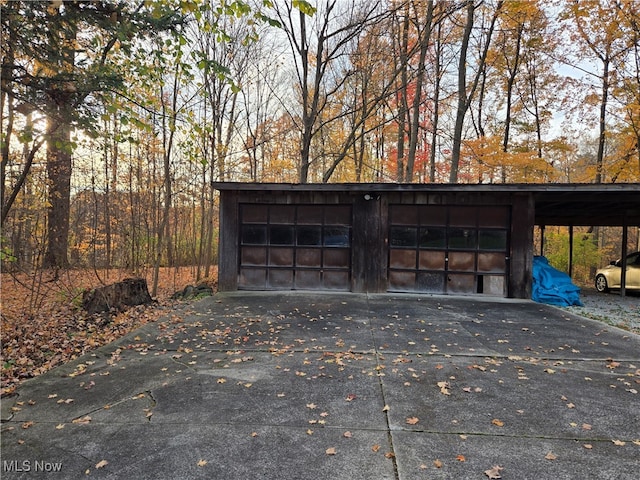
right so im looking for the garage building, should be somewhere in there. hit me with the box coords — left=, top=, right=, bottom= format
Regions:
left=214, top=183, right=640, bottom=299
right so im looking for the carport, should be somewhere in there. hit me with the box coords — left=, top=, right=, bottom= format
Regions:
left=213, top=182, right=640, bottom=298
left=533, top=184, right=640, bottom=296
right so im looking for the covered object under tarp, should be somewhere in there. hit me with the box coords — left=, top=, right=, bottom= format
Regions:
left=532, top=256, right=582, bottom=306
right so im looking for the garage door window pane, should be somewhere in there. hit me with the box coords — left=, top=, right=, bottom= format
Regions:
left=479, top=230, right=507, bottom=250
left=242, top=225, right=267, bottom=245
left=324, top=227, right=350, bottom=246
left=391, top=227, right=417, bottom=247
left=297, top=226, right=322, bottom=246
left=419, top=227, right=446, bottom=248
left=270, top=226, right=294, bottom=245
left=449, top=228, right=477, bottom=249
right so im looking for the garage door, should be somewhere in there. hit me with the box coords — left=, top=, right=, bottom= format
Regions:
left=388, top=205, right=510, bottom=295
left=238, top=204, right=352, bottom=290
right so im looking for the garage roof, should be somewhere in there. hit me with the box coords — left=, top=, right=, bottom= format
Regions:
left=213, top=182, right=640, bottom=227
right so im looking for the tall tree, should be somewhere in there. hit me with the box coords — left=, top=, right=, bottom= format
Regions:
left=271, top=0, right=384, bottom=183
left=0, top=1, right=181, bottom=270
left=561, top=0, right=636, bottom=183
left=449, top=0, right=503, bottom=183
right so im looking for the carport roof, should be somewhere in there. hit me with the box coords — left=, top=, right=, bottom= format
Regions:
left=213, top=182, right=640, bottom=227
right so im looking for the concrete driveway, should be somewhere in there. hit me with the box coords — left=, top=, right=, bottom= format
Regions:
left=2, top=292, right=639, bottom=479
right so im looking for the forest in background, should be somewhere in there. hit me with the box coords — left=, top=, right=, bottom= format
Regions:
left=1, top=0, right=639, bottom=290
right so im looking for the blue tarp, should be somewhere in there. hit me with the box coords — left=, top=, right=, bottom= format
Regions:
left=532, top=256, right=583, bottom=306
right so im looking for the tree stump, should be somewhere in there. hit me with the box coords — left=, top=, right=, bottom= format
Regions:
left=82, top=278, right=153, bottom=314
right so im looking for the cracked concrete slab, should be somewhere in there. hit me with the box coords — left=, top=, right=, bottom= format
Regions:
left=2, top=292, right=639, bottom=479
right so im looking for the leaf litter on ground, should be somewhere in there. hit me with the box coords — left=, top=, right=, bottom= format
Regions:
left=1, top=267, right=214, bottom=397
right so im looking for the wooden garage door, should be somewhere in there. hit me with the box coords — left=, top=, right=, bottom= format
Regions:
left=238, top=204, right=352, bottom=290
left=388, top=205, right=510, bottom=295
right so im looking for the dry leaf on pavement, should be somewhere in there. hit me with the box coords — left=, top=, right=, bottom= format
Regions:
left=484, top=465, right=504, bottom=479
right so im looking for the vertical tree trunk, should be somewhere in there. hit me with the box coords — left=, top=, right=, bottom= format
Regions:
left=43, top=114, right=72, bottom=269
left=595, top=57, right=609, bottom=183
left=429, top=22, right=443, bottom=182
left=450, top=0, right=474, bottom=183
left=450, top=0, right=503, bottom=183
left=406, top=1, right=434, bottom=183
left=396, top=5, right=410, bottom=182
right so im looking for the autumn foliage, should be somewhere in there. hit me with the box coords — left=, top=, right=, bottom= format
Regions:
left=0, top=267, right=214, bottom=397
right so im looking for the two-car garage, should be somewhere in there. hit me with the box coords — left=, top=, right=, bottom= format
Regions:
left=215, top=182, right=640, bottom=299
left=217, top=183, right=537, bottom=298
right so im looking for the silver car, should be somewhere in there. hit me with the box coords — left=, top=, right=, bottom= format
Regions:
left=595, top=251, right=640, bottom=292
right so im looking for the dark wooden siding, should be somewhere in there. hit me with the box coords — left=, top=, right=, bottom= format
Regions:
left=216, top=187, right=537, bottom=298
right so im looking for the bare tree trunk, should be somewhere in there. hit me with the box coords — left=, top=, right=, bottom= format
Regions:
left=450, top=0, right=474, bottom=184
left=429, top=22, right=444, bottom=182
left=450, top=0, right=503, bottom=183
left=406, top=1, right=435, bottom=183
left=396, top=4, right=410, bottom=182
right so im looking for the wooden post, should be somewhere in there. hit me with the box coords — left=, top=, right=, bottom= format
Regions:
left=621, top=217, right=628, bottom=298
left=217, top=190, right=239, bottom=291
left=509, top=193, right=535, bottom=299
left=568, top=225, right=574, bottom=278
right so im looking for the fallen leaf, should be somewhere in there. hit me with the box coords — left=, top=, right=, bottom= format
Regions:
left=433, top=459, right=443, bottom=468
left=484, top=465, right=504, bottom=479
left=612, top=440, right=626, bottom=446
left=382, top=405, right=390, bottom=412
left=95, top=460, right=108, bottom=469
left=325, top=447, right=337, bottom=455
left=197, top=459, right=207, bottom=467
left=21, top=421, right=34, bottom=429
left=437, top=381, right=451, bottom=395
left=345, top=393, right=357, bottom=402
left=72, top=415, right=91, bottom=425
left=545, top=451, right=557, bottom=460
left=456, top=454, right=466, bottom=462
left=372, top=444, right=381, bottom=452
left=384, top=452, right=395, bottom=458
left=491, top=419, right=504, bottom=427
left=306, top=403, right=317, bottom=409
left=343, top=431, right=352, bottom=438
left=406, top=417, right=419, bottom=425
left=55, top=424, right=65, bottom=430
left=583, top=444, right=593, bottom=449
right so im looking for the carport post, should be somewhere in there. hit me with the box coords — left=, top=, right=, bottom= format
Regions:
left=621, top=220, right=628, bottom=298
left=568, top=225, right=574, bottom=278
left=540, top=225, right=545, bottom=256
